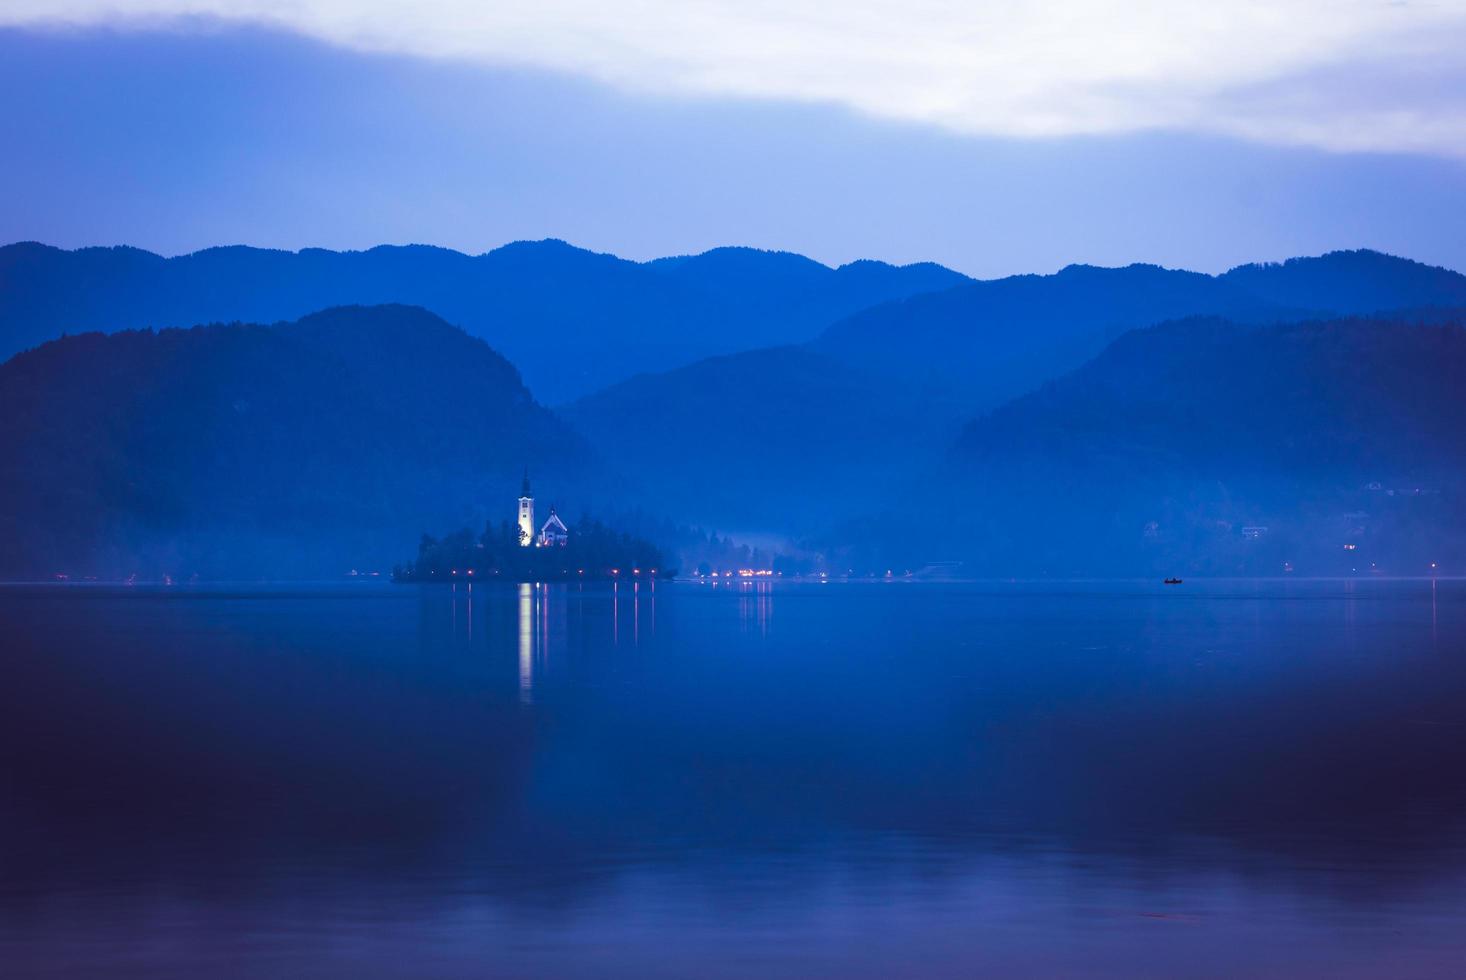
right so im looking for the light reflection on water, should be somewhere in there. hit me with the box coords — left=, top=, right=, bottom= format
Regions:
left=2, top=578, right=1466, bottom=977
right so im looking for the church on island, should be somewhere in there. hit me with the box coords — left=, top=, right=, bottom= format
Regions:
left=517, top=472, right=568, bottom=548
left=394, top=470, right=667, bottom=582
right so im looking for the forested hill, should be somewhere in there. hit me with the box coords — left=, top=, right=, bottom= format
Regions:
left=0, top=305, right=597, bottom=579
left=922, top=312, right=1466, bottom=576
left=0, top=240, right=967, bottom=403
left=812, top=250, right=1466, bottom=412
left=8, top=244, right=1466, bottom=578
left=959, top=314, right=1466, bottom=481
left=566, top=251, right=1466, bottom=541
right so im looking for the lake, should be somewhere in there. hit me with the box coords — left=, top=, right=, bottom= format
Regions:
left=2, top=579, right=1465, bottom=977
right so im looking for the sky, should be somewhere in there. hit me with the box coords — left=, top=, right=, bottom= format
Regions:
left=3, top=2, right=1466, bottom=277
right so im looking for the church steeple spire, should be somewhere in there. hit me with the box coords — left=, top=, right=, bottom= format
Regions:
left=517, top=469, right=535, bottom=547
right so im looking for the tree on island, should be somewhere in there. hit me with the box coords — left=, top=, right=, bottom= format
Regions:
left=395, top=518, right=669, bottom=582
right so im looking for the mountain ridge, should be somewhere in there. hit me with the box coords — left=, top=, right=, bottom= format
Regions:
left=0, top=239, right=972, bottom=402
left=563, top=250, right=1466, bottom=546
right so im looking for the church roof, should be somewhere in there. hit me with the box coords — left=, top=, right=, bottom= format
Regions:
left=541, top=510, right=569, bottom=534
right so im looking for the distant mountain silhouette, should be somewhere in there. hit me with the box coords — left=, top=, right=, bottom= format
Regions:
left=0, top=241, right=968, bottom=403
left=811, top=263, right=1284, bottom=410
left=1221, top=249, right=1466, bottom=314
left=9, top=242, right=1466, bottom=575
left=648, top=246, right=962, bottom=327
left=912, top=311, right=1466, bottom=575
left=0, top=305, right=596, bottom=579
left=813, top=250, right=1466, bottom=411
left=565, top=251, right=1466, bottom=541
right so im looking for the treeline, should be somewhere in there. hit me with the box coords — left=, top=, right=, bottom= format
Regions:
left=587, top=509, right=824, bottom=575
left=394, top=518, right=669, bottom=582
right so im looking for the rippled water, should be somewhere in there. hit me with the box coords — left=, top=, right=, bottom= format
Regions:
left=3, top=579, right=1466, bottom=977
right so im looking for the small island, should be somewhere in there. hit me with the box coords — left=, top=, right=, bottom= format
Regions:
left=393, top=473, right=669, bottom=582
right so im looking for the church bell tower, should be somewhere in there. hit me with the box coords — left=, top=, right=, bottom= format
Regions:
left=517, top=470, right=535, bottom=547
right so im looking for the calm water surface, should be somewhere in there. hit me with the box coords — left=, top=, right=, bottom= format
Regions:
left=3, top=579, right=1466, bottom=977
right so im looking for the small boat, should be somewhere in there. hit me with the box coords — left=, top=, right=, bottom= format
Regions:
left=1163, top=578, right=1183, bottom=585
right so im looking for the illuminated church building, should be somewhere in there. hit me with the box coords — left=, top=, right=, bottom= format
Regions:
left=517, top=472, right=569, bottom=548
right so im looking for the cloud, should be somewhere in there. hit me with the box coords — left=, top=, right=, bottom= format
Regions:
left=7, top=26, right=1466, bottom=276
left=6, top=1, right=1466, bottom=155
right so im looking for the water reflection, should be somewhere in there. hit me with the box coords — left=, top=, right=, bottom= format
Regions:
left=519, top=582, right=534, bottom=701
left=608, top=578, right=657, bottom=648
left=514, top=582, right=574, bottom=701
left=427, top=582, right=595, bottom=701
left=3, top=579, right=1466, bottom=977
left=738, top=579, right=773, bottom=635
